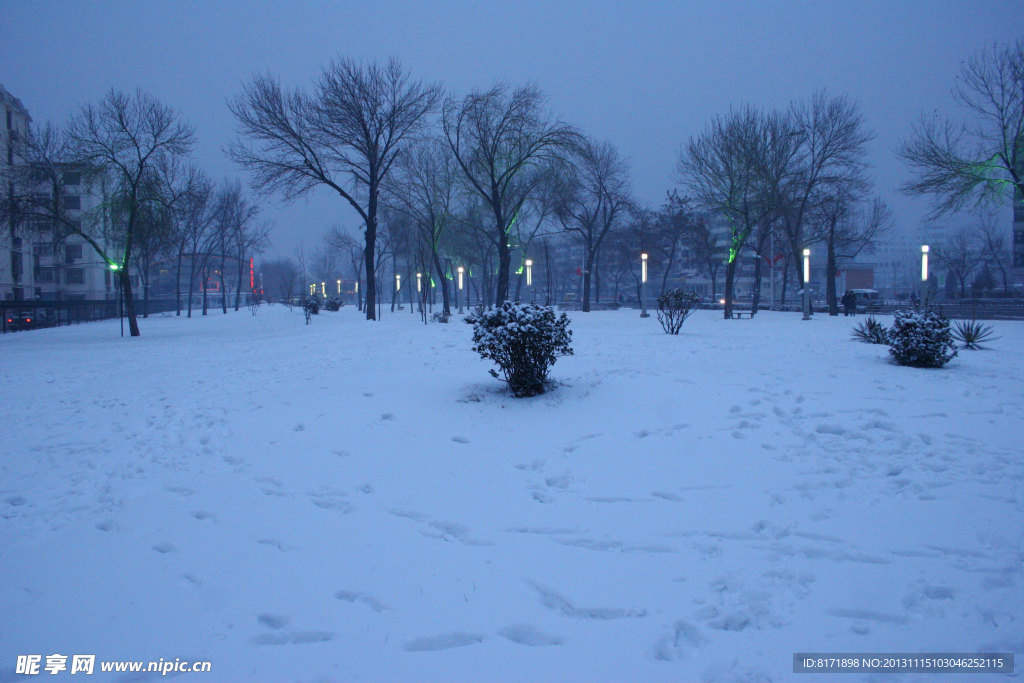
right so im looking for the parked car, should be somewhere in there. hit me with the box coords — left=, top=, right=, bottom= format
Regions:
left=850, top=289, right=881, bottom=313
left=4, top=311, right=37, bottom=331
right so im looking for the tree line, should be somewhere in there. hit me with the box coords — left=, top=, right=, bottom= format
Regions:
left=4, top=39, right=1020, bottom=334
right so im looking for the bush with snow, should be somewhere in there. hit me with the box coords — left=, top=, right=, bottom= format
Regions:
left=323, top=296, right=343, bottom=312
left=888, top=309, right=957, bottom=368
left=470, top=302, right=573, bottom=397
left=302, top=295, right=320, bottom=324
left=656, top=288, right=701, bottom=335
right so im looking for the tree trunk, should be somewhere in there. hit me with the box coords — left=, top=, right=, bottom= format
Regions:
left=220, top=251, right=228, bottom=314
left=723, top=259, right=737, bottom=319
left=826, top=238, right=839, bottom=316
left=432, top=250, right=450, bottom=316
left=582, top=247, right=595, bottom=312
left=364, top=225, right=377, bottom=320
left=120, top=270, right=141, bottom=337
left=175, top=249, right=184, bottom=316
left=235, top=254, right=245, bottom=311
left=751, top=254, right=763, bottom=315
left=202, top=267, right=209, bottom=315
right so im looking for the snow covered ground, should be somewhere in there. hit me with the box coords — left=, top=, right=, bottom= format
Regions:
left=1, top=305, right=1021, bottom=682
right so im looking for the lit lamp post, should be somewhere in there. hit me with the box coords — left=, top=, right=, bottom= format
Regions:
left=457, top=266, right=464, bottom=313
left=110, top=263, right=123, bottom=337
left=321, top=282, right=326, bottom=297
left=640, top=253, right=649, bottom=318
left=920, top=245, right=929, bottom=308
left=336, top=279, right=341, bottom=295
left=525, top=259, right=533, bottom=302
left=802, top=248, right=811, bottom=320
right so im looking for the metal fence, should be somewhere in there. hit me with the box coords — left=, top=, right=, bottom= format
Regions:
left=0, top=298, right=198, bottom=334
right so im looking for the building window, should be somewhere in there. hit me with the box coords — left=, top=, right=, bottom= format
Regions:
left=33, top=242, right=52, bottom=257
left=10, top=251, right=22, bottom=282
left=63, top=171, right=81, bottom=186
left=35, top=267, right=56, bottom=283
left=65, top=244, right=83, bottom=260
left=63, top=195, right=81, bottom=211
left=66, top=269, right=85, bottom=284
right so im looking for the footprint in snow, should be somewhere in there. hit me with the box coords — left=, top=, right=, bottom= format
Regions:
left=293, top=423, right=305, bottom=431
left=498, top=624, right=562, bottom=646
left=257, top=613, right=290, bottom=629
left=190, top=510, right=216, bottom=523
left=4, top=495, right=26, bottom=506
left=335, top=590, right=387, bottom=612
left=251, top=631, right=335, bottom=646
left=452, top=436, right=470, bottom=443
left=152, top=542, right=176, bottom=554
left=403, top=633, right=484, bottom=652
left=381, top=413, right=395, bottom=421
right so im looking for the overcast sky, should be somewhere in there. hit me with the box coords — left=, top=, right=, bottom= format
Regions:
left=3, top=0, right=1022, bottom=259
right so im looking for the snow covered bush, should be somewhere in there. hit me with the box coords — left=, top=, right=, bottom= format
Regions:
left=471, top=302, right=573, bottom=397
left=888, top=309, right=957, bottom=368
left=323, top=296, right=343, bottom=312
left=302, top=295, right=320, bottom=324
left=851, top=316, right=889, bottom=344
left=656, top=288, right=701, bottom=335
left=431, top=310, right=450, bottom=323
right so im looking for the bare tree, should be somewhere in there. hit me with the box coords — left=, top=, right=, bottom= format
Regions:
left=443, top=83, right=579, bottom=306
left=555, top=138, right=632, bottom=311
left=932, top=225, right=986, bottom=298
left=325, top=224, right=365, bottom=309
left=228, top=57, right=442, bottom=321
left=66, top=90, right=195, bottom=336
left=676, top=105, right=776, bottom=318
left=385, top=137, right=459, bottom=316
left=817, top=194, right=893, bottom=314
left=977, top=215, right=1014, bottom=293
left=898, top=40, right=1024, bottom=216
left=259, top=257, right=298, bottom=304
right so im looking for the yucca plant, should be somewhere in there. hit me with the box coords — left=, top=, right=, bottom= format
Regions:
left=951, top=319, right=998, bottom=350
left=851, top=316, right=889, bottom=344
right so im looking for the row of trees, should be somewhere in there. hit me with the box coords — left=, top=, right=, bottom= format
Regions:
left=1, top=91, right=271, bottom=335
left=232, top=58, right=902, bottom=320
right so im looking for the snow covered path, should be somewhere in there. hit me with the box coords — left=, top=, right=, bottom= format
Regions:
left=1, top=306, right=1022, bottom=682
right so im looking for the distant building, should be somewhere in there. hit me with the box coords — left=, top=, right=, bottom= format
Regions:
left=2, top=84, right=32, bottom=300
left=1, top=85, right=129, bottom=302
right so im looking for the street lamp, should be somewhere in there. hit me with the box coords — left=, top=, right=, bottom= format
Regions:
left=110, top=263, right=123, bottom=337
left=416, top=272, right=422, bottom=292
left=802, top=248, right=812, bottom=320
left=395, top=273, right=401, bottom=292
left=921, top=245, right=929, bottom=308
left=640, top=253, right=649, bottom=318
left=337, top=279, right=341, bottom=295
left=321, top=282, right=326, bottom=297
left=457, top=266, right=464, bottom=313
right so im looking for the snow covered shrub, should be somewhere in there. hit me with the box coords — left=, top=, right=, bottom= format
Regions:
left=656, top=288, right=701, bottom=335
left=471, top=302, right=574, bottom=397
left=323, top=296, right=343, bottom=312
left=463, top=305, right=486, bottom=324
left=951, top=319, right=998, bottom=350
left=851, top=316, right=889, bottom=344
left=302, top=295, right=320, bottom=324
left=431, top=310, right=450, bottom=323
left=888, top=309, right=957, bottom=368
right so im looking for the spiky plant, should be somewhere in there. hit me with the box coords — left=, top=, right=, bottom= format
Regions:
left=851, top=316, right=889, bottom=344
left=951, top=319, right=998, bottom=350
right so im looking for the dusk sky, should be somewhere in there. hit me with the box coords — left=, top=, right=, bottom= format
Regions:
left=3, top=1, right=1022, bottom=259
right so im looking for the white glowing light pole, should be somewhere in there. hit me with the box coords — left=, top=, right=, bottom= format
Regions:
left=457, top=266, right=464, bottom=313
left=336, top=279, right=341, bottom=295
left=640, top=253, right=649, bottom=318
left=321, top=282, right=326, bottom=297
left=525, top=259, right=533, bottom=302
left=920, top=245, right=929, bottom=308
left=111, top=263, right=123, bottom=337
left=802, top=249, right=812, bottom=320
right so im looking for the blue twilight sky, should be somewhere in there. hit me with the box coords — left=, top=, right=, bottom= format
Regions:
left=2, top=0, right=1022, bottom=259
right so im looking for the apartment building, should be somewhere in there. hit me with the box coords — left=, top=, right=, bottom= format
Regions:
left=2, top=83, right=32, bottom=300
left=1, top=85, right=124, bottom=302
